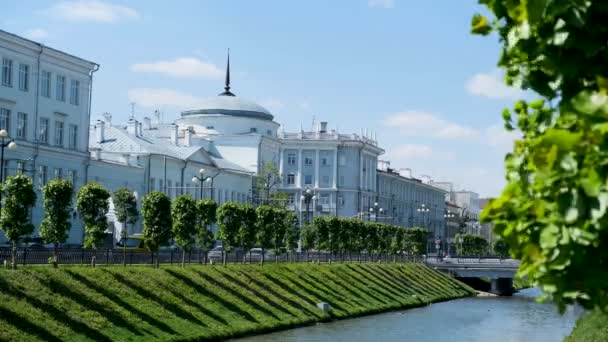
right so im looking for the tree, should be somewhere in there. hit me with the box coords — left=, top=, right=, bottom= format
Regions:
left=473, top=0, right=608, bottom=311
left=171, top=195, right=198, bottom=267
left=256, top=162, right=287, bottom=208
left=300, top=223, right=316, bottom=253
left=39, top=179, right=73, bottom=267
left=313, top=216, right=331, bottom=252
left=238, top=204, right=257, bottom=263
left=455, top=234, right=488, bottom=256
left=403, top=227, right=428, bottom=256
left=217, top=202, right=242, bottom=264
left=493, top=239, right=510, bottom=259
left=284, top=211, right=299, bottom=254
left=391, top=228, right=405, bottom=255
left=76, top=182, right=110, bottom=267
left=142, top=191, right=172, bottom=268
left=272, top=209, right=289, bottom=255
left=196, top=199, right=217, bottom=262
left=112, top=188, right=139, bottom=266
left=0, top=175, right=36, bottom=269
left=255, top=205, right=276, bottom=264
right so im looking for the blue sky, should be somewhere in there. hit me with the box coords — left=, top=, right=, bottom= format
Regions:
left=3, top=0, right=524, bottom=197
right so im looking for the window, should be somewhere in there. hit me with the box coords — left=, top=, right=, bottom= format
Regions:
left=38, top=165, right=47, bottom=188
left=2, top=58, right=12, bottom=87
left=339, top=155, right=346, bottom=166
left=266, top=129, right=272, bottom=136
left=320, top=193, right=330, bottom=205
left=224, top=190, right=228, bottom=203
left=250, top=127, right=257, bottom=133
left=150, top=177, right=155, bottom=191
left=337, top=195, right=345, bottom=207
left=304, top=157, right=313, bottom=166
left=321, top=157, right=329, bottom=166
left=304, top=175, right=313, bottom=185
left=167, top=180, right=172, bottom=197
left=176, top=182, right=181, bottom=196
left=287, top=153, right=296, bottom=165
left=287, top=173, right=295, bottom=185
left=68, top=170, right=76, bottom=185
left=339, top=176, right=345, bottom=186
left=17, top=112, right=26, bottom=139
left=0, top=108, right=10, bottom=132
left=68, top=124, right=78, bottom=149
left=288, top=194, right=295, bottom=205
left=56, top=75, right=66, bottom=101
left=54, top=121, right=64, bottom=146
left=16, top=161, right=25, bottom=174
left=18, top=64, right=28, bottom=91
left=70, top=80, right=80, bottom=105
left=54, top=168, right=62, bottom=179
left=205, top=125, right=214, bottom=129
left=322, top=175, right=330, bottom=186
left=159, top=179, right=164, bottom=193
left=231, top=191, right=235, bottom=202
left=41, top=71, right=51, bottom=97
left=39, top=118, right=49, bottom=143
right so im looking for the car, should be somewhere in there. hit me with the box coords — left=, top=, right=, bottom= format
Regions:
left=116, top=235, right=145, bottom=250
left=207, top=246, right=224, bottom=262
left=245, top=248, right=276, bottom=262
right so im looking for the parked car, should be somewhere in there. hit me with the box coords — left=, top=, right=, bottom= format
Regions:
left=116, top=234, right=145, bottom=250
left=207, top=246, right=224, bottom=262
left=244, top=248, right=276, bottom=262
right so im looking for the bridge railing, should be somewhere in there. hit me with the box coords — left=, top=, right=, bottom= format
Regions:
left=425, top=255, right=518, bottom=264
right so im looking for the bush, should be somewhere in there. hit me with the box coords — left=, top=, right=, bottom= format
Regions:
left=455, top=234, right=488, bottom=256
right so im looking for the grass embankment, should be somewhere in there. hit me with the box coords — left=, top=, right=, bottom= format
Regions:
left=0, top=263, right=474, bottom=341
left=564, top=309, right=608, bottom=342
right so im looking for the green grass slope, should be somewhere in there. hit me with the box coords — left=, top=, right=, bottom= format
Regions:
left=564, top=309, right=608, bottom=342
left=0, top=263, right=474, bottom=341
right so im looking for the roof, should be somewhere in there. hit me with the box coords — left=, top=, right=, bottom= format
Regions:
left=211, top=157, right=253, bottom=174
left=377, top=169, right=447, bottom=193
left=181, top=95, right=274, bottom=121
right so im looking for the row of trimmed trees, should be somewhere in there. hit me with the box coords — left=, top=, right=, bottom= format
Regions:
left=454, top=233, right=510, bottom=257
left=302, top=216, right=429, bottom=257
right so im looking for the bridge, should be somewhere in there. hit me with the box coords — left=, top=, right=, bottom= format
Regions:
left=425, top=257, right=520, bottom=296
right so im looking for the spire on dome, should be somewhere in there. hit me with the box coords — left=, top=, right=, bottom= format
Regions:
left=219, top=49, right=235, bottom=96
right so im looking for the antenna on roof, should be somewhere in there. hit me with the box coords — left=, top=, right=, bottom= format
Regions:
left=219, top=49, right=235, bottom=96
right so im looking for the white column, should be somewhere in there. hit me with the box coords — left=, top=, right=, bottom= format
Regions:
left=278, top=147, right=283, bottom=181
left=297, top=148, right=303, bottom=187
left=332, top=149, right=338, bottom=189
left=314, top=149, right=320, bottom=188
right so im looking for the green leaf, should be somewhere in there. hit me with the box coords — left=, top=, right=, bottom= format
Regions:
left=471, top=14, right=492, bottom=35
left=580, top=169, right=601, bottom=197
left=540, top=224, right=559, bottom=249
left=570, top=91, right=608, bottom=115
left=526, top=0, right=548, bottom=25
left=540, top=129, right=582, bottom=151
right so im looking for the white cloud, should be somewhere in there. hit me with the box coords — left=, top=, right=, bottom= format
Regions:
left=368, top=0, right=394, bottom=9
left=260, top=98, right=285, bottom=112
left=131, top=57, right=223, bottom=79
left=49, top=0, right=138, bottom=23
left=465, top=70, right=523, bottom=99
left=127, top=88, right=203, bottom=109
left=383, top=111, right=479, bottom=139
left=388, top=144, right=433, bottom=160
left=24, top=28, right=51, bottom=41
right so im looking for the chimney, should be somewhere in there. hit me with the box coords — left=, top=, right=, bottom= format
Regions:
left=170, top=124, right=178, bottom=145
left=320, top=121, right=328, bottom=133
left=102, top=112, right=112, bottom=125
left=137, top=122, right=143, bottom=136
left=399, top=168, right=412, bottom=178
left=184, top=126, right=192, bottom=147
left=127, top=119, right=137, bottom=135
left=95, top=120, right=105, bottom=143
left=143, top=117, right=152, bottom=130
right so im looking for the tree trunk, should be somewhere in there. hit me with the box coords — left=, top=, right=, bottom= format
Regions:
left=156, top=251, right=160, bottom=269
left=182, top=249, right=186, bottom=268
left=123, top=244, right=127, bottom=267
left=260, top=247, right=265, bottom=265
left=11, top=241, right=17, bottom=270
left=53, top=244, right=58, bottom=268
left=91, top=248, right=96, bottom=268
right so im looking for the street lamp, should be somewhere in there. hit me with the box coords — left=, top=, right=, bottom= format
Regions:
left=416, top=203, right=430, bottom=227
left=369, top=202, right=383, bottom=222
left=443, top=211, right=455, bottom=256
left=300, top=188, right=316, bottom=225
left=191, top=168, right=211, bottom=200
left=0, top=129, right=17, bottom=208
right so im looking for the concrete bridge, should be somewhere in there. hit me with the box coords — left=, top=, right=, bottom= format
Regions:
left=425, top=257, right=520, bottom=296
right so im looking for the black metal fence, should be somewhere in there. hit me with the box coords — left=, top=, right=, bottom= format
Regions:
left=0, top=248, right=425, bottom=266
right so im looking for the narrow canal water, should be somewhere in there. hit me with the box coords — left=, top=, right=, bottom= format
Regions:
left=237, top=288, right=584, bottom=342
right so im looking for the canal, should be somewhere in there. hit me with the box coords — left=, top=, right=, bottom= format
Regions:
left=236, top=288, right=584, bottom=342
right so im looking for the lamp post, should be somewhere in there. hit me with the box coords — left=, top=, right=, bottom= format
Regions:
left=191, top=168, right=211, bottom=200
left=417, top=203, right=431, bottom=253
left=0, top=129, right=17, bottom=207
left=300, top=188, right=316, bottom=225
left=443, top=210, right=455, bottom=256
left=369, top=202, right=383, bottom=222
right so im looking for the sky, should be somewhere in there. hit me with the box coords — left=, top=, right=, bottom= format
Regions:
left=3, top=0, right=524, bottom=198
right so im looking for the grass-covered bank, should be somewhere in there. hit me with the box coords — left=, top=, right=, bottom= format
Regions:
left=0, top=263, right=473, bottom=341
left=564, top=309, right=608, bottom=342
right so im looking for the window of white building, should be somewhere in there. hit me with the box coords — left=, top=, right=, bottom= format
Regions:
left=70, top=80, right=80, bottom=105
left=339, top=155, right=346, bottom=166
left=2, top=58, right=12, bottom=87
left=54, top=121, right=64, bottom=146
left=339, top=176, right=345, bottom=186
left=17, top=112, right=26, bottom=139
left=288, top=193, right=295, bottom=205
left=287, top=173, right=295, bottom=185
left=68, top=170, right=76, bottom=185
left=250, top=127, right=257, bottom=133
left=68, top=124, right=78, bottom=149
left=159, top=179, right=164, bottom=193
left=56, top=75, right=66, bottom=101
left=304, top=157, right=313, bottom=166
left=0, top=108, right=10, bottom=132
left=39, top=118, right=49, bottom=143
left=167, top=180, right=172, bottom=197
left=287, top=153, right=296, bottom=165
left=321, top=175, right=330, bottom=186
left=18, top=64, right=28, bottom=91
left=54, top=168, right=62, bottom=179
left=304, top=175, right=313, bottom=185
left=16, top=161, right=24, bottom=174
left=38, top=165, right=47, bottom=188
left=321, top=157, right=329, bottom=166
left=41, top=71, right=51, bottom=97
left=337, top=195, right=345, bottom=207
left=150, top=177, right=155, bottom=191
left=320, top=193, right=329, bottom=205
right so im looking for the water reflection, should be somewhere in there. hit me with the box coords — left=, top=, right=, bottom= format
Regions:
left=236, top=288, right=583, bottom=342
